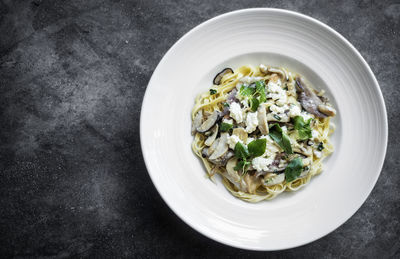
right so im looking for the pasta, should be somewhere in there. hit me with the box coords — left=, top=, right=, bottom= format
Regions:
left=191, top=64, right=336, bottom=202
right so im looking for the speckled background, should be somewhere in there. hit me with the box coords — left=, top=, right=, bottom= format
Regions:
left=0, top=0, right=399, bottom=258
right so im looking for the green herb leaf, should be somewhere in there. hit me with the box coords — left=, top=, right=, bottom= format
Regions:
left=233, top=160, right=242, bottom=171
left=234, top=159, right=251, bottom=174
left=248, top=138, right=267, bottom=157
left=210, top=89, right=217, bottom=95
left=269, top=124, right=293, bottom=154
left=240, top=81, right=266, bottom=110
left=250, top=97, right=260, bottom=112
left=281, top=133, right=292, bottom=154
left=293, top=116, right=312, bottom=140
left=239, top=85, right=255, bottom=96
left=234, top=142, right=249, bottom=159
left=317, top=142, right=324, bottom=151
left=223, top=102, right=230, bottom=107
left=220, top=122, right=233, bottom=132
left=285, top=157, right=303, bottom=182
left=269, top=124, right=281, bottom=141
left=255, top=81, right=267, bottom=103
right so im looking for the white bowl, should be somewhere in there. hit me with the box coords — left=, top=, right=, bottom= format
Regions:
left=140, top=8, right=387, bottom=250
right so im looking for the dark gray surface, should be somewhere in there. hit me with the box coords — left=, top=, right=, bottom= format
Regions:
left=0, top=0, right=399, bottom=257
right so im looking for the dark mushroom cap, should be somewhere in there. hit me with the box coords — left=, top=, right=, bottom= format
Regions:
left=295, top=77, right=327, bottom=118
left=213, top=68, right=234, bottom=85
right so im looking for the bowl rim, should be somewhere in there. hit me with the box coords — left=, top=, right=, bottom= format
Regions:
left=140, top=8, right=388, bottom=251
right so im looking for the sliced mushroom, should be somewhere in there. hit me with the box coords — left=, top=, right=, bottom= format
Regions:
left=204, top=124, right=219, bottom=146
left=257, top=104, right=269, bottom=135
left=213, top=68, right=234, bottom=85
left=196, top=110, right=220, bottom=133
left=224, top=158, right=247, bottom=191
left=209, top=133, right=229, bottom=160
left=204, top=131, right=213, bottom=137
left=201, top=147, right=209, bottom=158
left=224, top=159, right=262, bottom=192
left=203, top=134, right=233, bottom=166
left=255, top=166, right=286, bottom=178
left=191, top=110, right=203, bottom=135
left=226, top=88, right=238, bottom=104
left=208, top=137, right=219, bottom=155
left=318, top=104, right=336, bottom=117
left=269, top=73, right=280, bottom=84
left=259, top=64, right=268, bottom=74
left=243, top=174, right=262, bottom=194
left=272, top=152, right=285, bottom=166
left=221, top=105, right=230, bottom=117
left=209, top=151, right=234, bottom=166
left=272, top=166, right=287, bottom=173
left=232, top=128, right=248, bottom=143
left=225, top=158, right=240, bottom=180
left=268, top=67, right=289, bottom=81
left=263, top=173, right=285, bottom=187
left=260, top=65, right=289, bottom=81
left=295, top=77, right=327, bottom=118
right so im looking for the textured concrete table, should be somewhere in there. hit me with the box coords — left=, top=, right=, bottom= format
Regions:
left=0, top=0, right=399, bottom=257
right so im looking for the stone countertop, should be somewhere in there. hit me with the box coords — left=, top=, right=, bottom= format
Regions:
left=0, top=0, right=399, bottom=257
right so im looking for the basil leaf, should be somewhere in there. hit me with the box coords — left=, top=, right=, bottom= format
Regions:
left=234, top=159, right=250, bottom=173
left=255, top=81, right=267, bottom=103
left=240, top=85, right=255, bottom=96
left=248, top=138, right=267, bottom=157
left=220, top=122, right=233, bottom=132
left=223, top=102, right=230, bottom=107
left=269, top=124, right=293, bottom=154
left=285, top=157, right=303, bottom=182
left=250, top=97, right=260, bottom=112
left=234, top=142, right=249, bottom=159
left=210, top=89, right=217, bottom=95
left=269, top=124, right=282, bottom=141
left=293, top=116, right=312, bottom=140
left=281, top=132, right=292, bottom=154
left=234, top=160, right=244, bottom=171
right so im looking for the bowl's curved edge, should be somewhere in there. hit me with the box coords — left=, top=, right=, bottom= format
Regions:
left=140, top=8, right=388, bottom=251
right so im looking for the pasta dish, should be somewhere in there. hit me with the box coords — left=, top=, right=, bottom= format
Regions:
left=191, top=64, right=336, bottom=202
